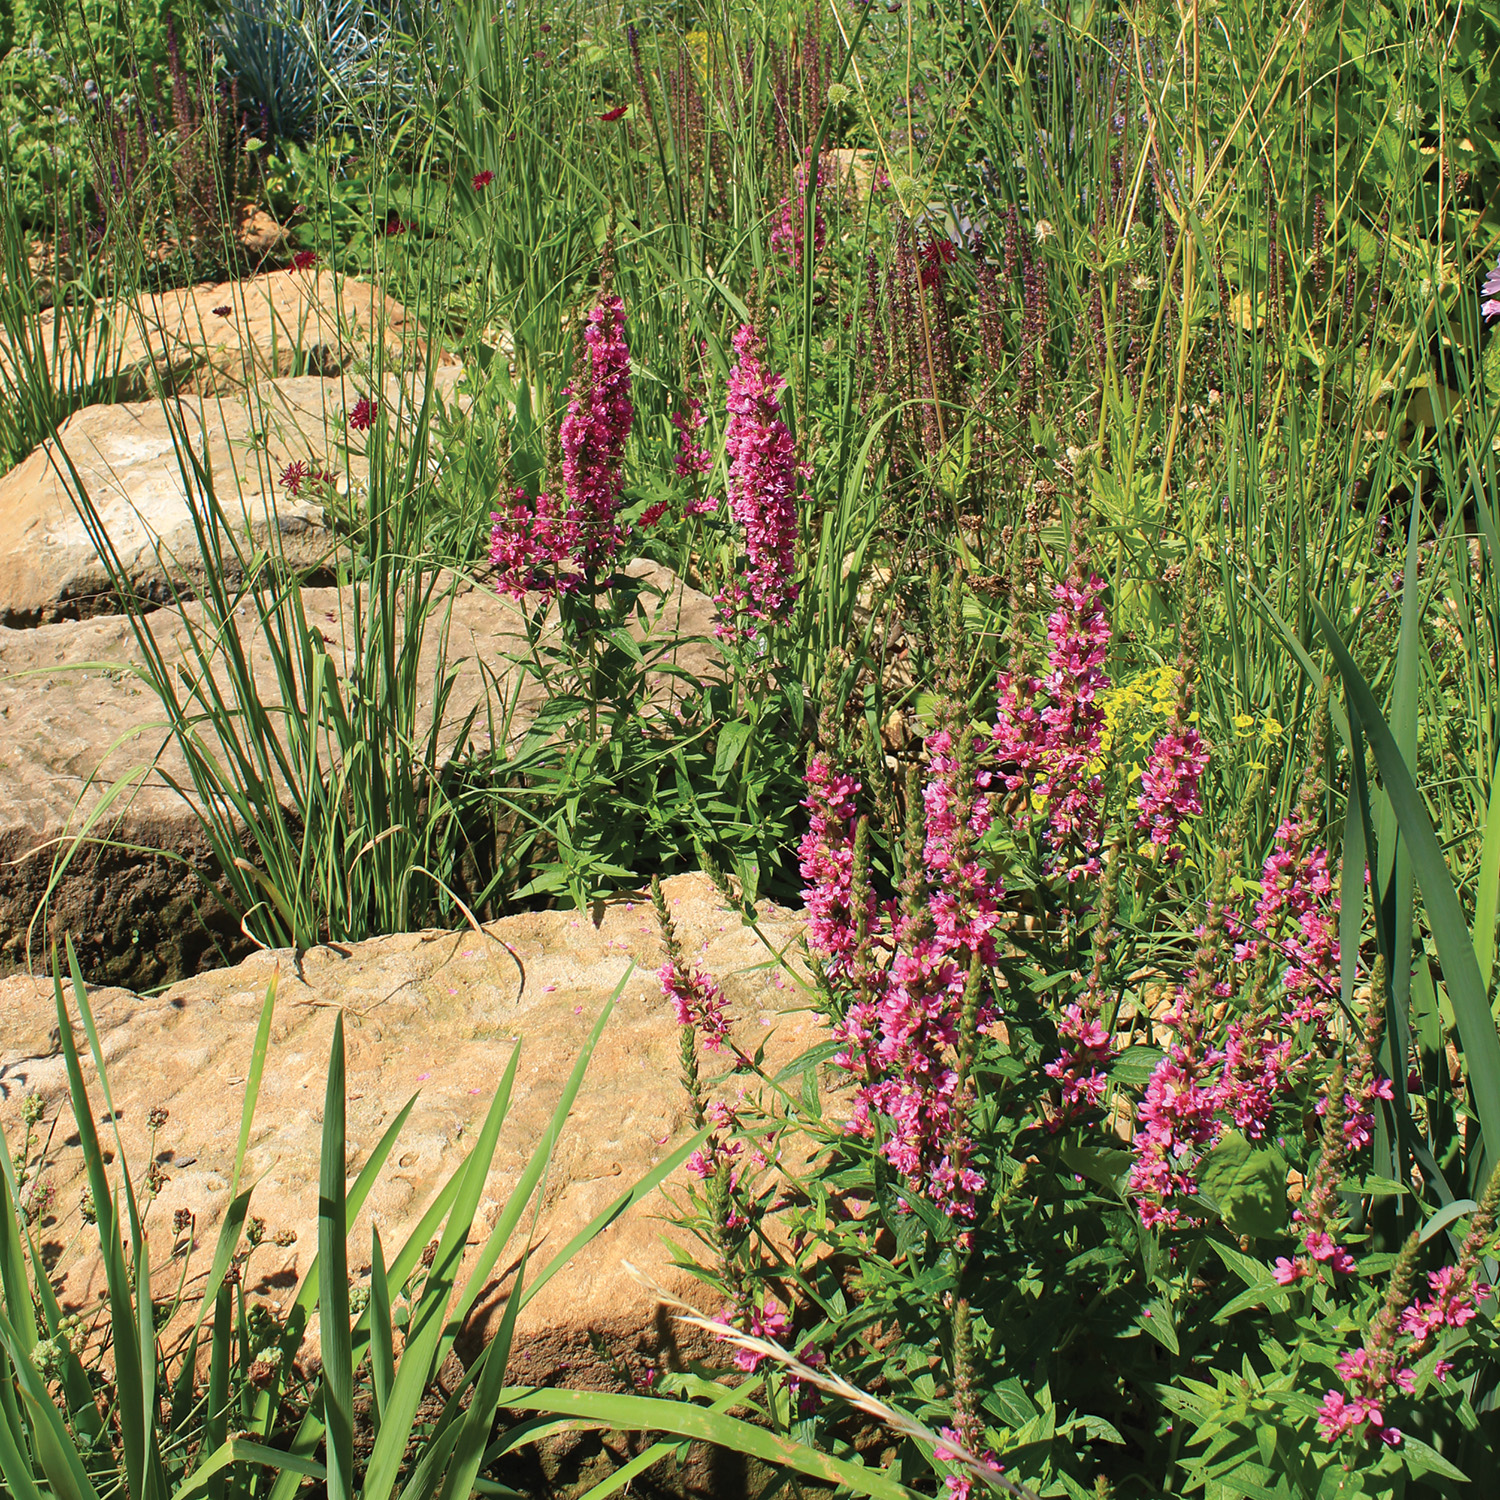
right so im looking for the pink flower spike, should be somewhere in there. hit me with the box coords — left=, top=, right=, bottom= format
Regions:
left=720, top=322, right=800, bottom=635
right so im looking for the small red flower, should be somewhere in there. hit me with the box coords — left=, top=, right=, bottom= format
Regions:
left=280, top=460, right=310, bottom=495
left=348, top=397, right=375, bottom=433
left=292, top=249, right=318, bottom=272
left=598, top=105, right=627, bottom=122
left=639, top=500, right=670, bottom=527
left=919, top=236, right=957, bottom=289
left=377, top=211, right=410, bottom=236
left=472, top=170, right=495, bottom=190
left=539, top=21, right=551, bottom=32
left=211, top=304, right=233, bottom=318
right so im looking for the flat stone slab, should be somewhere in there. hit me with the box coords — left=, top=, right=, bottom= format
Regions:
left=0, top=560, right=720, bottom=982
left=0, top=872, right=822, bottom=1386
left=0, top=369, right=466, bottom=624
left=0, top=269, right=454, bottom=402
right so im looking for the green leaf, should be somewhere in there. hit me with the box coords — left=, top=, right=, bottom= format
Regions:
left=1199, top=1131, right=1289, bottom=1239
left=1476, top=756, right=1500, bottom=1000
left=500, top=1389, right=922, bottom=1499
left=1400, top=1432, right=1470, bottom=1482
left=1313, top=597, right=1500, bottom=1187
left=1137, top=1300, right=1179, bottom=1354
left=1109, top=1046, right=1165, bottom=1089
left=320, top=1015, right=354, bottom=1500
left=1419, top=1198, right=1481, bottom=1244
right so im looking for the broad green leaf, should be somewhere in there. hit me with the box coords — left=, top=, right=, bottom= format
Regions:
left=1200, top=1132, right=1289, bottom=1239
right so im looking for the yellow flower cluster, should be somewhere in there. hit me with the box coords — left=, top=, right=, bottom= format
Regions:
left=1230, top=711, right=1283, bottom=770
left=1095, top=662, right=1187, bottom=778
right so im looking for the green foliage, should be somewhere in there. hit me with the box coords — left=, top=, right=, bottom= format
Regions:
left=8, top=0, right=1500, bottom=1493
left=0, top=0, right=188, bottom=224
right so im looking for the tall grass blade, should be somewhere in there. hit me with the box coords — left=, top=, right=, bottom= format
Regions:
left=1476, top=761, right=1500, bottom=1001
left=0, top=1305, right=102, bottom=1500
left=320, top=1014, right=354, bottom=1500
left=369, top=1224, right=394, bottom=1422
left=1313, top=598, right=1500, bottom=1188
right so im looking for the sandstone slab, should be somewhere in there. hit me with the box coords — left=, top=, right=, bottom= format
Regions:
left=0, top=269, right=453, bottom=405
left=0, top=873, right=821, bottom=1386
left=0, top=559, right=720, bottom=981
left=0, top=369, right=467, bottom=624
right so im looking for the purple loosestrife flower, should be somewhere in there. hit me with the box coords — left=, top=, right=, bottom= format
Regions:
left=993, top=561, right=1111, bottom=879
left=1482, top=255, right=1500, bottom=321
left=1044, top=1004, right=1114, bottom=1114
left=726, top=1296, right=789, bottom=1373
left=935, top=1427, right=1006, bottom=1500
left=857, top=729, right=999, bottom=1222
left=799, top=754, right=879, bottom=986
left=1400, top=1265, right=1491, bottom=1347
left=722, top=322, right=800, bottom=631
left=1219, top=1015, right=1292, bottom=1142
left=488, top=292, right=634, bottom=597
left=1317, top=1234, right=1422, bottom=1448
left=658, top=957, right=731, bottom=1052
left=769, top=160, right=827, bottom=271
left=488, top=488, right=579, bottom=598
left=672, top=395, right=712, bottom=478
left=1127, top=1010, right=1224, bottom=1228
left=799, top=730, right=999, bottom=1223
left=1136, top=725, right=1209, bottom=857
left=920, top=729, right=1003, bottom=963
left=1238, top=815, right=1340, bottom=1027
left=559, top=292, right=634, bottom=578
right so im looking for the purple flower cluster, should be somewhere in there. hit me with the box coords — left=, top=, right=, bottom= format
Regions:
left=1400, top=1264, right=1490, bottom=1347
left=1136, top=725, right=1209, bottom=858
left=1130, top=808, right=1348, bottom=1228
left=559, top=292, right=634, bottom=576
left=1482, top=255, right=1500, bottom=322
left=799, top=729, right=1001, bottom=1223
left=799, top=754, right=878, bottom=989
left=1318, top=1191, right=1497, bottom=1446
left=488, top=293, right=634, bottom=597
left=721, top=323, right=800, bottom=631
left=993, top=564, right=1112, bottom=878
left=672, top=395, right=713, bottom=478
left=1043, top=1003, right=1114, bottom=1116
left=769, top=160, right=827, bottom=271
left=487, top=488, right=577, bottom=599
left=1128, top=985, right=1224, bottom=1229
left=1238, top=815, right=1340, bottom=1027
left=658, top=956, right=731, bottom=1053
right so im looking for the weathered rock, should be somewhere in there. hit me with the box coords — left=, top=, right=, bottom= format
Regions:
left=0, top=269, right=454, bottom=403
left=236, top=207, right=292, bottom=259
left=0, top=873, right=822, bottom=1388
left=0, top=560, right=721, bottom=981
left=0, top=369, right=466, bottom=623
